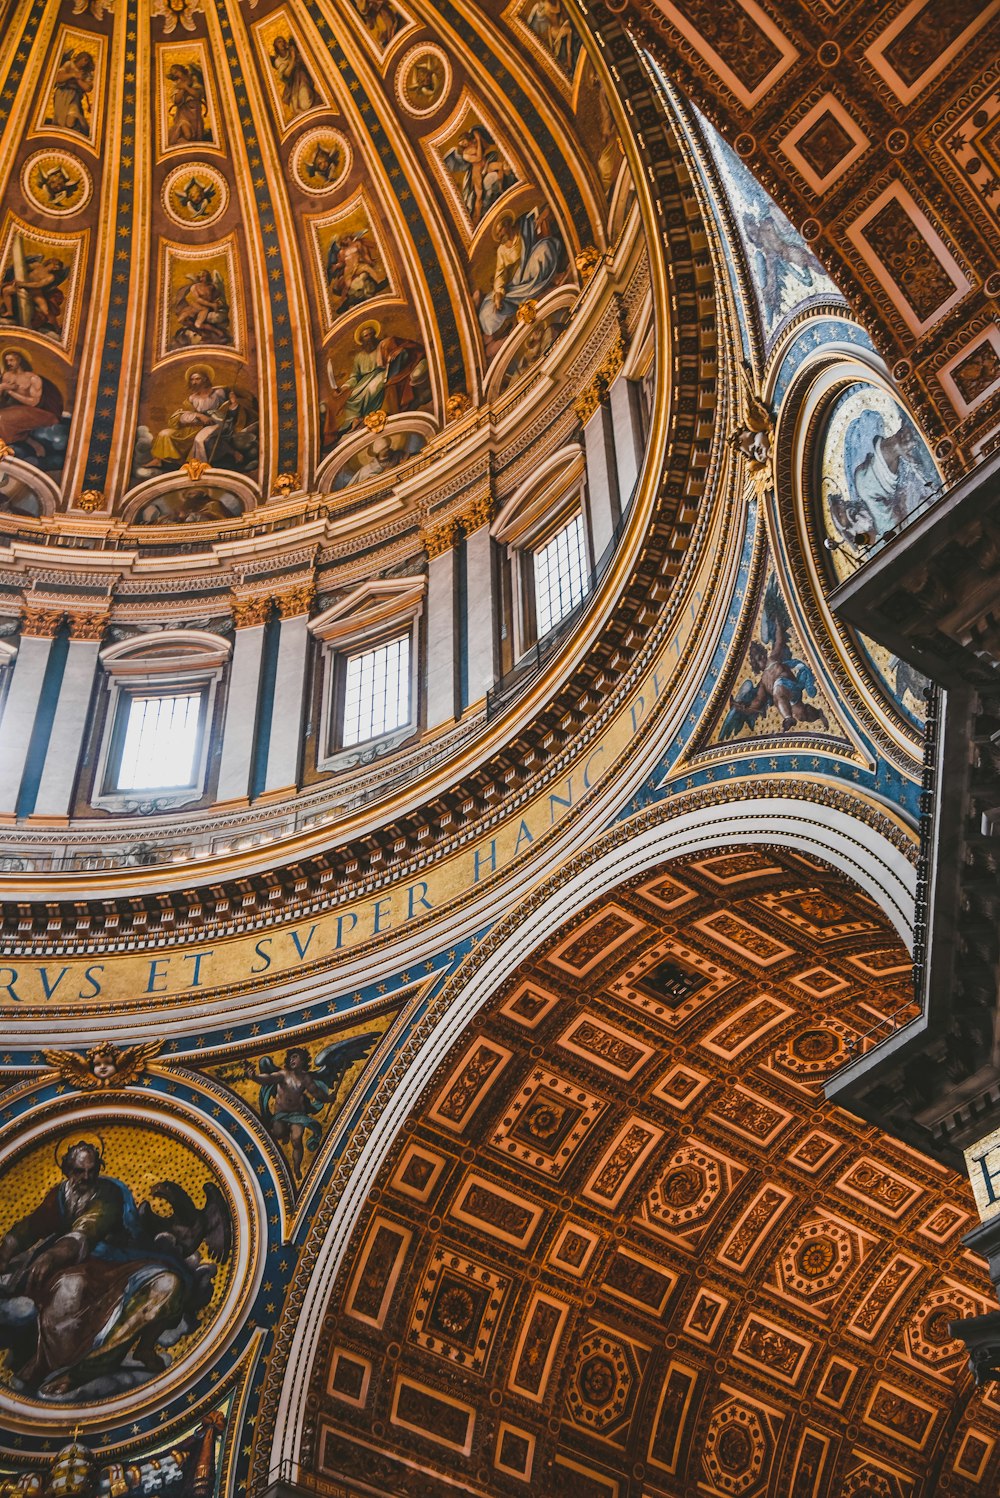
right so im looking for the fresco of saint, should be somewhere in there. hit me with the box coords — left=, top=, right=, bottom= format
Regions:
left=350, top=0, right=407, bottom=50
left=525, top=0, right=580, bottom=76
left=0, top=349, right=65, bottom=464
left=332, top=428, right=426, bottom=489
left=822, top=386, right=938, bottom=553
left=136, top=365, right=257, bottom=476
left=0, top=1140, right=231, bottom=1400
left=478, top=205, right=566, bottom=352
left=169, top=268, right=232, bottom=349
left=0, top=245, right=70, bottom=341
left=324, top=320, right=429, bottom=447
left=325, top=228, right=389, bottom=317
left=134, top=487, right=244, bottom=525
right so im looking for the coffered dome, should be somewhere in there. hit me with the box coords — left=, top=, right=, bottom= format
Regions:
left=0, top=0, right=622, bottom=527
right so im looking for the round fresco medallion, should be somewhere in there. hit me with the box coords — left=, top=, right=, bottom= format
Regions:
left=820, top=382, right=938, bottom=560
left=161, top=162, right=229, bottom=228
left=395, top=44, right=451, bottom=118
left=21, top=151, right=93, bottom=217
left=290, top=127, right=352, bottom=195
left=819, top=381, right=937, bottom=727
left=0, top=1104, right=257, bottom=1426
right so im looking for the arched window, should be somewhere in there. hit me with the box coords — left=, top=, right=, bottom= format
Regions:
left=309, top=578, right=425, bottom=769
left=93, top=631, right=231, bottom=809
left=493, top=446, right=590, bottom=659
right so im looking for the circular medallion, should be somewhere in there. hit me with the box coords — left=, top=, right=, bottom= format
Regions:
left=21, top=151, right=93, bottom=217
left=819, top=380, right=938, bottom=726
left=161, top=162, right=229, bottom=228
left=0, top=1102, right=258, bottom=1428
left=290, top=127, right=352, bottom=195
left=395, top=44, right=451, bottom=118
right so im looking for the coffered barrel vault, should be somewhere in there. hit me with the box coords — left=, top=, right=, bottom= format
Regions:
left=1, top=2, right=999, bottom=1497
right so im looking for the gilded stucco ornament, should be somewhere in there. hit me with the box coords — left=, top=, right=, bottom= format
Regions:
left=75, top=490, right=104, bottom=512
left=575, top=244, right=603, bottom=280
left=232, top=594, right=272, bottom=629
left=422, top=516, right=460, bottom=558
left=729, top=367, right=775, bottom=501
left=19, top=607, right=64, bottom=637
left=445, top=392, right=473, bottom=420
left=271, top=472, right=299, bottom=498
left=275, top=584, right=315, bottom=619
left=42, top=1041, right=161, bottom=1092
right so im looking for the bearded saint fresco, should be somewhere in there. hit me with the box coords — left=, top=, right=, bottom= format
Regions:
left=477, top=204, right=567, bottom=354
left=0, top=1140, right=232, bottom=1400
left=135, top=364, right=258, bottom=477
left=323, top=320, right=429, bottom=447
left=822, top=385, right=938, bottom=553
left=0, top=347, right=67, bottom=469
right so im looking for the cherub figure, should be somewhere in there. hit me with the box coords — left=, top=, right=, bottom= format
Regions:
left=722, top=575, right=829, bottom=738
left=243, top=1035, right=380, bottom=1180
left=42, top=1040, right=161, bottom=1090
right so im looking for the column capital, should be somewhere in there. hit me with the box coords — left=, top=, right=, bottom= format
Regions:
left=422, top=517, right=460, bottom=559
left=231, top=594, right=272, bottom=629
left=275, top=584, right=315, bottom=620
left=460, top=492, right=494, bottom=534
left=20, top=605, right=64, bottom=638
left=573, top=331, right=627, bottom=424
left=66, top=611, right=110, bottom=641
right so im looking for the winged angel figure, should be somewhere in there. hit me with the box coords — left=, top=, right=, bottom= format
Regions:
left=242, top=1034, right=380, bottom=1180
left=43, top=1040, right=161, bottom=1091
left=721, top=576, right=829, bottom=739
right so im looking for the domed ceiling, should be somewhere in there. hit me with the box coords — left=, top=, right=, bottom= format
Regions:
left=0, top=0, right=618, bottom=523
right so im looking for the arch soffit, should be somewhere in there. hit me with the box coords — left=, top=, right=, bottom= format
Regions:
left=269, top=790, right=915, bottom=1474
left=770, top=344, right=936, bottom=757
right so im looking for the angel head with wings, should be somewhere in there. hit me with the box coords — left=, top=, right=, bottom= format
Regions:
left=43, top=1041, right=160, bottom=1091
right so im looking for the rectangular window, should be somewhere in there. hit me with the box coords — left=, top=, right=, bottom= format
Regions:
left=533, top=513, right=588, bottom=637
left=116, top=692, right=203, bottom=791
left=341, top=634, right=411, bottom=747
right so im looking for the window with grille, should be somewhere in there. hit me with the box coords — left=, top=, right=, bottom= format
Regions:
left=341, top=634, right=411, bottom=747
left=533, top=512, right=588, bottom=637
left=115, top=691, right=204, bottom=791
